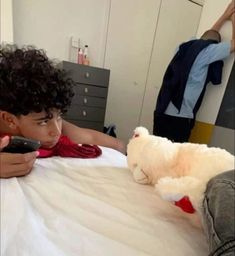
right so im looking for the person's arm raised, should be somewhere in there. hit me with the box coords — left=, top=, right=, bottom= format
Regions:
left=211, top=1, right=235, bottom=52
left=211, top=1, right=235, bottom=32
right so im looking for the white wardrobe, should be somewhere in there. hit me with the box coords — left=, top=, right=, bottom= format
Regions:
left=0, top=0, right=14, bottom=43
left=104, top=0, right=203, bottom=143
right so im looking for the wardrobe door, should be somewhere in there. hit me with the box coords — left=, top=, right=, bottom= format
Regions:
left=140, top=0, right=202, bottom=132
left=104, top=0, right=161, bottom=142
left=0, top=0, right=14, bottom=43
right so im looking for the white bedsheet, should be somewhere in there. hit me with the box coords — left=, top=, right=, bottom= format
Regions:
left=0, top=147, right=208, bottom=256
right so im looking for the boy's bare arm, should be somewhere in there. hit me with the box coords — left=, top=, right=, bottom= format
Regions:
left=62, top=120, right=126, bottom=154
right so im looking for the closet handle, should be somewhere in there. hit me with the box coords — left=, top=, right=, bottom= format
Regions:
left=187, top=0, right=203, bottom=7
left=84, top=72, right=90, bottom=78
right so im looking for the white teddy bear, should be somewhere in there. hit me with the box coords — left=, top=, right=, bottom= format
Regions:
left=127, top=127, right=234, bottom=214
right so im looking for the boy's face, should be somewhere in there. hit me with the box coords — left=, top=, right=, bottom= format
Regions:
left=14, top=109, right=63, bottom=148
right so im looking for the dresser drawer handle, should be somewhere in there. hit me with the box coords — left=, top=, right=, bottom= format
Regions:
left=84, top=72, right=90, bottom=78
left=84, top=87, right=89, bottom=93
left=83, top=98, right=88, bottom=104
left=82, top=110, right=87, bottom=116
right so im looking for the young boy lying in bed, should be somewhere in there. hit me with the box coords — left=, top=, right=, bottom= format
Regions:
left=0, top=45, right=126, bottom=179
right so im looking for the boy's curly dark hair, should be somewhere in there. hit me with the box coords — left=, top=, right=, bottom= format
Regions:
left=0, top=45, right=75, bottom=116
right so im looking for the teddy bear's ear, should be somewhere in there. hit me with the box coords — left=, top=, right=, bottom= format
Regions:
left=133, top=127, right=149, bottom=138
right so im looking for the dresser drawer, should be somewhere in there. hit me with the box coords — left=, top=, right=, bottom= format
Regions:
left=74, top=84, right=108, bottom=98
left=72, top=95, right=106, bottom=108
left=62, top=61, right=110, bottom=87
left=65, top=106, right=105, bottom=122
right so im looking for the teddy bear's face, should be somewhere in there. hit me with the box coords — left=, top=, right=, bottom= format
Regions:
left=127, top=134, right=179, bottom=185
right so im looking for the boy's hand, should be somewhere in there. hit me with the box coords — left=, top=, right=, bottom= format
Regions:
left=0, top=136, right=38, bottom=178
left=223, top=1, right=235, bottom=20
left=0, top=135, right=10, bottom=148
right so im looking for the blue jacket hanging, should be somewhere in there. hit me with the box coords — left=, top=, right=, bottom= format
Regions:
left=155, top=39, right=224, bottom=116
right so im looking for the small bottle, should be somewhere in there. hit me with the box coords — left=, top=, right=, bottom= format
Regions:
left=78, top=48, right=83, bottom=64
left=83, top=45, right=90, bottom=65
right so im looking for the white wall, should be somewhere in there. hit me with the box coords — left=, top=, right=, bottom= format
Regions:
left=0, top=0, right=14, bottom=43
left=12, top=0, right=110, bottom=67
left=195, top=0, right=235, bottom=124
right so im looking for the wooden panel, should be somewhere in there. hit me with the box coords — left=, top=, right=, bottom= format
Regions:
left=189, top=121, right=214, bottom=144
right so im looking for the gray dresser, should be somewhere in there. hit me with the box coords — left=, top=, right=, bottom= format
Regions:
left=61, top=61, right=110, bottom=131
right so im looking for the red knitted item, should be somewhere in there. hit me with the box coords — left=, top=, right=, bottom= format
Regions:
left=38, top=135, right=102, bottom=158
left=174, top=196, right=195, bottom=214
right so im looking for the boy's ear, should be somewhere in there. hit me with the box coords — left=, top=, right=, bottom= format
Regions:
left=0, top=111, right=19, bottom=130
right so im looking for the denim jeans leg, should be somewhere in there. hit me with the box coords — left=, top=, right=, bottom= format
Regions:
left=202, top=170, right=235, bottom=256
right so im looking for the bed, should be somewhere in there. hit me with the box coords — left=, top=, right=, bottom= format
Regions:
left=1, top=147, right=208, bottom=256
